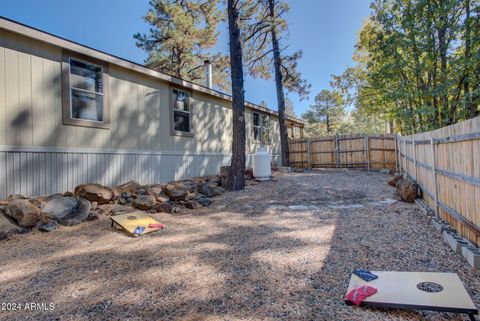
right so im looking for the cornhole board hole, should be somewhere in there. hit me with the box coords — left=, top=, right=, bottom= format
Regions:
left=345, top=271, right=478, bottom=320
left=110, top=212, right=162, bottom=237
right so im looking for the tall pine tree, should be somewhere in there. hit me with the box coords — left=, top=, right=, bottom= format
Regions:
left=242, top=0, right=310, bottom=167
left=134, top=0, right=230, bottom=90
left=227, top=0, right=247, bottom=191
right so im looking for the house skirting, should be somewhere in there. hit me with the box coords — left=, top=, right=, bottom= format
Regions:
left=0, top=145, right=280, bottom=199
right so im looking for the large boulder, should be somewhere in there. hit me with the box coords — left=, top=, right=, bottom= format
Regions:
left=180, top=180, right=198, bottom=193
left=206, top=175, right=221, bottom=186
left=198, top=183, right=225, bottom=198
left=5, top=199, right=45, bottom=228
left=388, top=174, right=403, bottom=187
left=43, top=196, right=91, bottom=225
left=0, top=213, right=27, bottom=239
left=145, top=184, right=163, bottom=196
left=396, top=179, right=417, bottom=202
left=74, top=183, right=113, bottom=204
left=115, top=181, right=142, bottom=194
left=164, top=183, right=189, bottom=202
left=133, top=195, right=156, bottom=210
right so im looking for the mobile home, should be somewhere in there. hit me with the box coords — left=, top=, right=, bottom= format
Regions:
left=0, top=17, right=304, bottom=199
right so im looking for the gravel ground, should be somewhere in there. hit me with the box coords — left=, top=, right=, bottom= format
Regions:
left=0, top=169, right=479, bottom=321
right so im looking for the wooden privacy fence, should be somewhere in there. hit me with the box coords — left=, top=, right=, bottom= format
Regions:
left=289, top=134, right=397, bottom=171
left=397, top=116, right=480, bottom=247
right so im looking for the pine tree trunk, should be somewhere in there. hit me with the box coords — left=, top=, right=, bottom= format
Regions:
left=227, top=0, right=246, bottom=191
left=268, top=0, right=290, bottom=167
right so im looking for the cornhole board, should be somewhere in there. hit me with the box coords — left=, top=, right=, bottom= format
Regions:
left=110, top=212, right=162, bottom=237
left=345, top=271, right=478, bottom=321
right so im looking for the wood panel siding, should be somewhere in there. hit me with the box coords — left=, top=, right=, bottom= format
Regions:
left=0, top=28, right=284, bottom=198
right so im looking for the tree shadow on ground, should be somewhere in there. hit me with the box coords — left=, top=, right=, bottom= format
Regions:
left=0, top=171, right=479, bottom=321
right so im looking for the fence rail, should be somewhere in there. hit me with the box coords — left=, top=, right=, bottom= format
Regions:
left=397, top=116, right=480, bottom=246
left=289, top=134, right=397, bottom=171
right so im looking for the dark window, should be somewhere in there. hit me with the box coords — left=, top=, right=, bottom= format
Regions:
left=172, top=89, right=191, bottom=133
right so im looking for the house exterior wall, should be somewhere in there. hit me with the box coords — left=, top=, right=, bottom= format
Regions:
left=0, top=28, right=284, bottom=198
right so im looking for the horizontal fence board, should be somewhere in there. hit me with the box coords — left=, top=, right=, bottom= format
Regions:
left=289, top=134, right=396, bottom=172
left=398, top=116, right=480, bottom=246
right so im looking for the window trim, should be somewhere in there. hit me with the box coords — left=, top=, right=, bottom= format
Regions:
left=62, top=50, right=110, bottom=129
left=169, top=86, right=194, bottom=137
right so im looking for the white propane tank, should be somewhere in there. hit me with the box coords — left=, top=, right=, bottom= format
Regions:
left=253, top=146, right=271, bottom=181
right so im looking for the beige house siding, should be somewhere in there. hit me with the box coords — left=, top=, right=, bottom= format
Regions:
left=0, top=27, right=292, bottom=198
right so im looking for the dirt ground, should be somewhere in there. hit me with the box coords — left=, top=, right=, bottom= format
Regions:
left=0, top=169, right=479, bottom=321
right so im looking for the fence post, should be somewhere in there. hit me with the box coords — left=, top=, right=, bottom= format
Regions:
left=430, top=137, right=439, bottom=218
left=307, top=139, right=312, bottom=170
left=365, top=136, right=370, bottom=172
left=413, top=139, right=417, bottom=181
left=335, top=135, right=339, bottom=168
left=394, top=135, right=399, bottom=173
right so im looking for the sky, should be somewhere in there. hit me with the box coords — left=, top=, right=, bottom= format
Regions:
left=1, top=0, right=372, bottom=116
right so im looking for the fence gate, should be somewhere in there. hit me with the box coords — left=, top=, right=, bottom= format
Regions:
left=289, top=134, right=397, bottom=171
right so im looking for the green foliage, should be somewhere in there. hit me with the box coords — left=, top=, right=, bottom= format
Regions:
left=134, top=0, right=230, bottom=91
left=335, top=0, right=480, bottom=135
left=302, top=90, right=345, bottom=135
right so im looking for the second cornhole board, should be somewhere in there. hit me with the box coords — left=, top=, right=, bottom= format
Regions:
left=110, top=212, right=162, bottom=237
left=345, top=271, right=478, bottom=319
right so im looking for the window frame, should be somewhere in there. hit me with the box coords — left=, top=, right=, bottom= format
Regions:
left=61, top=50, right=110, bottom=129
left=252, top=111, right=271, bottom=145
left=169, top=86, right=194, bottom=137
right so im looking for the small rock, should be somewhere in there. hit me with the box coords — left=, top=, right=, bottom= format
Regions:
left=133, top=195, right=156, bottom=210
left=127, top=198, right=134, bottom=204
left=196, top=197, right=212, bottom=207
left=87, top=212, right=99, bottom=221
left=380, top=168, right=392, bottom=174
left=137, top=188, right=146, bottom=196
left=151, top=202, right=174, bottom=213
left=63, top=191, right=74, bottom=197
left=5, top=200, right=46, bottom=228
left=91, top=202, right=98, bottom=210
left=121, top=192, right=131, bottom=199
left=118, top=198, right=127, bottom=205
left=388, top=174, right=403, bottom=187
left=245, top=167, right=254, bottom=178
left=74, top=183, right=113, bottom=204
left=38, top=220, right=59, bottom=232
left=184, top=200, right=199, bottom=209
left=111, top=205, right=135, bottom=216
